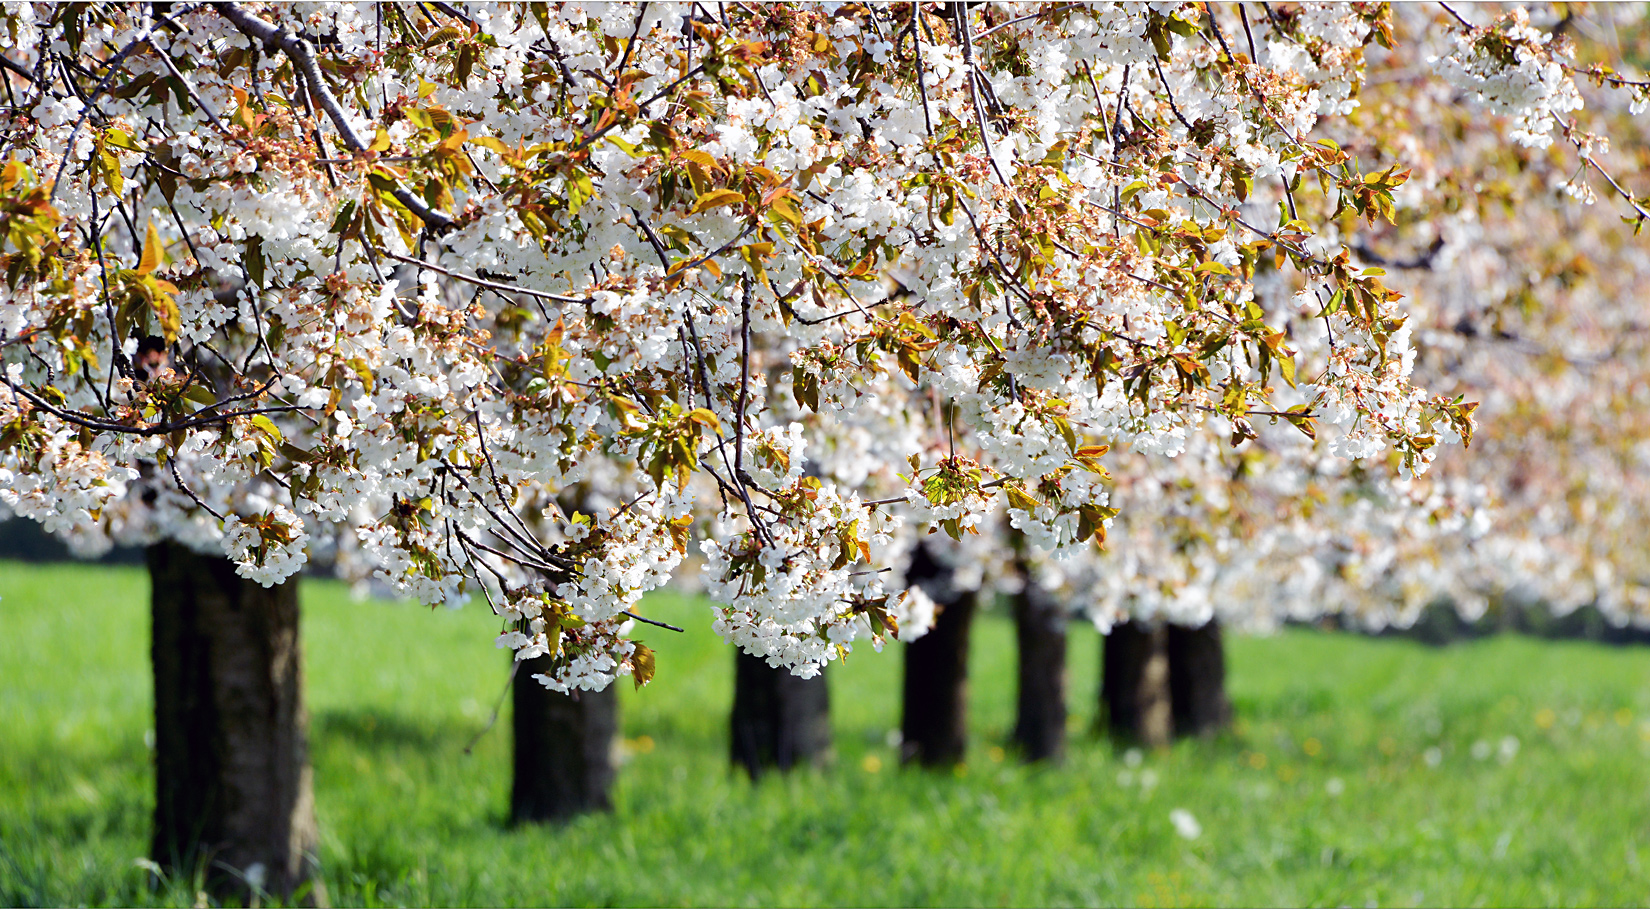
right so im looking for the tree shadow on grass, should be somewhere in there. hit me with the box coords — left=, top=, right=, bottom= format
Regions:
left=313, top=708, right=475, bottom=751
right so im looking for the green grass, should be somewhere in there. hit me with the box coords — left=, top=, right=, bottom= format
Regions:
left=2, top=560, right=1649, bottom=907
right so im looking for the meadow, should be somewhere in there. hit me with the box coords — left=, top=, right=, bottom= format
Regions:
left=2, top=560, right=1648, bottom=907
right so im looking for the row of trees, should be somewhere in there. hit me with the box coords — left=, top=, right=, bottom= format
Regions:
left=126, top=533, right=1231, bottom=901
left=3, top=0, right=1647, bottom=902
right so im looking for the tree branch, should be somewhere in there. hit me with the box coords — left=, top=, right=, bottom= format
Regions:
left=215, top=2, right=455, bottom=231
left=374, top=247, right=596, bottom=304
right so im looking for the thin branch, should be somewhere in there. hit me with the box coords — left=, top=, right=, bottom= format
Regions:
left=1152, top=56, right=1196, bottom=133
left=216, top=2, right=455, bottom=231
left=151, top=43, right=242, bottom=144
left=733, top=276, right=752, bottom=479
left=614, top=3, right=649, bottom=77
left=374, top=247, right=596, bottom=304
left=461, top=661, right=518, bottom=755
left=1113, top=65, right=1130, bottom=236
left=49, top=9, right=182, bottom=200
left=1235, top=4, right=1259, bottom=61
left=573, top=64, right=707, bottom=152
left=953, top=2, right=1011, bottom=188
left=622, top=610, right=685, bottom=633
left=2, top=370, right=302, bottom=437
left=1437, top=2, right=1473, bottom=29
left=910, top=6, right=935, bottom=139
left=167, top=454, right=227, bottom=520
left=969, top=4, right=1078, bottom=41
left=0, top=53, right=35, bottom=83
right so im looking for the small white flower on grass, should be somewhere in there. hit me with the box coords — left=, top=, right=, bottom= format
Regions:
left=1423, top=747, right=1443, bottom=767
left=1498, top=736, right=1520, bottom=764
left=1325, top=777, right=1345, bottom=797
left=1169, top=808, right=1202, bottom=840
left=1123, top=747, right=1143, bottom=768
left=1471, top=739, right=1493, bottom=761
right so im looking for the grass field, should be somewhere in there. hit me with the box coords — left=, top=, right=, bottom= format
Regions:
left=2, top=560, right=1649, bottom=906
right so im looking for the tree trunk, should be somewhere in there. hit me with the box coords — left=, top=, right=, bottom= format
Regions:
left=729, top=650, right=831, bottom=779
left=1010, top=555, right=1066, bottom=763
left=510, top=656, right=619, bottom=823
left=147, top=541, right=318, bottom=903
left=1100, top=619, right=1173, bottom=748
left=901, top=543, right=977, bottom=767
left=1168, top=620, right=1232, bottom=738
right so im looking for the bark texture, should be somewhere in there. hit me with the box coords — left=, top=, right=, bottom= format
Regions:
left=1167, top=620, right=1233, bottom=738
left=900, top=543, right=978, bottom=767
left=729, top=650, right=832, bottom=779
left=511, top=655, right=620, bottom=823
left=1100, top=619, right=1174, bottom=748
left=1010, top=559, right=1067, bottom=763
left=147, top=541, right=318, bottom=902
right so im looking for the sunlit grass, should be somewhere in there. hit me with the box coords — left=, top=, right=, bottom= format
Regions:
left=2, top=560, right=1648, bottom=906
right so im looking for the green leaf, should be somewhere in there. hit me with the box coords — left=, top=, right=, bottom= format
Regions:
left=245, top=236, right=265, bottom=287
left=329, top=200, right=359, bottom=235
left=686, top=407, right=722, bottom=434
left=631, top=643, right=655, bottom=688
left=1052, top=414, right=1077, bottom=453
left=347, top=357, right=376, bottom=393
left=423, top=25, right=466, bottom=48
left=250, top=414, right=283, bottom=442
left=137, top=221, right=162, bottom=275
left=456, top=44, right=476, bottom=85
left=689, top=188, right=746, bottom=215
left=1004, top=483, right=1040, bottom=513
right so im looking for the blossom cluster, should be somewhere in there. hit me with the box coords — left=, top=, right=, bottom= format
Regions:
left=1, top=2, right=1642, bottom=688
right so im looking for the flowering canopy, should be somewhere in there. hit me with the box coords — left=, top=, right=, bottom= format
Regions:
left=1000, top=5, right=1650, bottom=638
left=1, top=2, right=1641, bottom=689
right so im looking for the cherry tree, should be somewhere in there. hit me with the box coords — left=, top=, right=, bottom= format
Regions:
left=1018, top=2, right=1650, bottom=748
left=3, top=0, right=1643, bottom=893
left=1039, top=2, right=1649, bottom=638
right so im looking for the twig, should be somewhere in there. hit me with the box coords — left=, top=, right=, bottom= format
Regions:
left=461, top=661, right=518, bottom=755
left=733, top=277, right=751, bottom=478
left=969, top=4, right=1077, bottom=41
left=49, top=9, right=181, bottom=200
left=151, top=43, right=242, bottom=144
left=1153, top=56, right=1196, bottom=133
left=614, top=3, right=649, bottom=76
left=1437, top=2, right=1473, bottom=29
left=623, top=610, right=685, bottom=633
left=953, top=2, right=1011, bottom=187
left=216, top=2, right=455, bottom=231
left=167, top=454, right=227, bottom=520
left=0, top=53, right=35, bottom=83
left=375, top=247, right=596, bottom=304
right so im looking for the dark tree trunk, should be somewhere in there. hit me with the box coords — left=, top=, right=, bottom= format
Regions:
left=901, top=543, right=977, bottom=767
left=1168, top=620, right=1233, bottom=738
left=729, top=651, right=831, bottom=779
left=1010, top=556, right=1067, bottom=763
left=147, top=541, right=318, bottom=903
left=1100, top=619, right=1173, bottom=748
left=510, top=655, right=619, bottom=823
